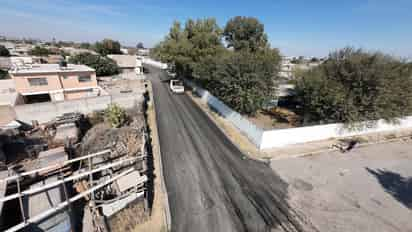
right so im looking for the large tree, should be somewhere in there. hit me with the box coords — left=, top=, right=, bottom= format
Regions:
left=29, top=46, right=53, bottom=56
left=223, top=16, right=269, bottom=52
left=69, top=53, right=119, bottom=76
left=0, top=69, right=8, bottom=79
left=151, top=19, right=224, bottom=77
left=136, top=42, right=144, bottom=49
left=153, top=17, right=281, bottom=115
left=94, top=39, right=122, bottom=56
left=198, top=49, right=280, bottom=115
left=294, top=48, right=412, bottom=125
left=0, top=45, right=10, bottom=57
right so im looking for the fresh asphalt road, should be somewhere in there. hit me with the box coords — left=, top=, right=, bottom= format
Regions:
left=147, top=66, right=315, bottom=232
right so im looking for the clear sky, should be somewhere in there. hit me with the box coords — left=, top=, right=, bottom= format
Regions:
left=1, top=0, right=411, bottom=58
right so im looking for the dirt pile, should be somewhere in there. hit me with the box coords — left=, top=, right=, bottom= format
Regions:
left=80, top=105, right=147, bottom=158
left=80, top=123, right=143, bottom=158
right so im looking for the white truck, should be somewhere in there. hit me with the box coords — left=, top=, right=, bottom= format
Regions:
left=170, top=79, right=185, bottom=94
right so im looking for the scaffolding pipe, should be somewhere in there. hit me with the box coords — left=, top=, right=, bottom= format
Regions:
left=0, top=157, right=142, bottom=203
left=1, top=149, right=111, bottom=183
left=5, top=168, right=135, bottom=232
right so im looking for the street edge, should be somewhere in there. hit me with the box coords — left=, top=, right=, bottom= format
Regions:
left=185, top=89, right=270, bottom=164
left=147, top=80, right=172, bottom=231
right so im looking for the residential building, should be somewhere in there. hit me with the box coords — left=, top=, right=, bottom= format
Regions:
left=120, top=47, right=129, bottom=54
left=278, top=56, right=323, bottom=80
left=9, top=63, right=102, bottom=104
left=47, top=55, right=64, bottom=64
left=137, top=48, right=150, bottom=56
left=61, top=47, right=97, bottom=56
left=108, top=54, right=143, bottom=75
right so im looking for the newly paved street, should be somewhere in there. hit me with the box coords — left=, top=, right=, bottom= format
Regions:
left=147, top=66, right=314, bottom=232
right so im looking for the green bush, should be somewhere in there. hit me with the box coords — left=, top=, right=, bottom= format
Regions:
left=69, top=53, right=119, bottom=76
left=0, top=69, right=8, bottom=79
left=294, top=48, right=412, bottom=125
left=0, top=45, right=10, bottom=57
left=105, top=104, right=127, bottom=128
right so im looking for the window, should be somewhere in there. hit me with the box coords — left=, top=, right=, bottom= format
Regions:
left=78, top=75, right=91, bottom=82
left=28, top=78, right=48, bottom=86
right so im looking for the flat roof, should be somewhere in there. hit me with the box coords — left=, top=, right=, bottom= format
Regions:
left=10, top=64, right=95, bottom=75
left=107, top=55, right=137, bottom=68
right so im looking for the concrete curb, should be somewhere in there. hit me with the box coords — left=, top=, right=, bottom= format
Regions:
left=147, top=80, right=172, bottom=231
left=269, top=134, right=412, bottom=162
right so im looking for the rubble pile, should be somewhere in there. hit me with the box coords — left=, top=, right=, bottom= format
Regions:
left=75, top=104, right=150, bottom=232
left=80, top=123, right=143, bottom=158
left=80, top=105, right=146, bottom=158
left=0, top=101, right=151, bottom=232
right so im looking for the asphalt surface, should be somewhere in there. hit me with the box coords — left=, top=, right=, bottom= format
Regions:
left=147, top=66, right=314, bottom=232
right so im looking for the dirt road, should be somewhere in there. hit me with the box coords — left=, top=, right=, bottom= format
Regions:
left=147, top=66, right=314, bottom=232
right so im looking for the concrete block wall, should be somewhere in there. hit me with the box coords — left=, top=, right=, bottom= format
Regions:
left=14, top=94, right=144, bottom=124
left=142, top=58, right=168, bottom=69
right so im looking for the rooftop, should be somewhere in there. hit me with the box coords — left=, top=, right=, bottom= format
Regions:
left=107, top=55, right=137, bottom=68
left=9, top=63, right=95, bottom=75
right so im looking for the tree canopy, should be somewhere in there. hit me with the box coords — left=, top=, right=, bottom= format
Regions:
left=29, top=46, right=53, bottom=56
left=0, top=69, right=8, bottom=79
left=223, top=16, right=269, bottom=52
left=152, top=16, right=281, bottom=115
left=152, top=19, right=224, bottom=77
left=294, top=48, right=412, bottom=125
left=0, top=45, right=10, bottom=57
left=201, top=49, right=280, bottom=114
left=136, top=42, right=144, bottom=49
left=69, top=53, right=119, bottom=77
left=94, top=39, right=122, bottom=56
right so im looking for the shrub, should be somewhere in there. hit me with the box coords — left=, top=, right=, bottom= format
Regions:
left=105, top=104, right=127, bottom=128
left=294, top=48, right=412, bottom=125
left=69, top=53, right=119, bottom=76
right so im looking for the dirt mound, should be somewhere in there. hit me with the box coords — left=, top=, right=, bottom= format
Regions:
left=80, top=122, right=144, bottom=158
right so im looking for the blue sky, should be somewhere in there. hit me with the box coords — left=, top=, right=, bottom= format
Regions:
left=1, top=0, right=411, bottom=58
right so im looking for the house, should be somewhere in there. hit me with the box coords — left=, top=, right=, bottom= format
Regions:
left=120, top=47, right=129, bottom=54
left=47, top=55, right=64, bottom=64
left=108, top=54, right=143, bottom=75
left=61, top=47, right=97, bottom=56
left=137, top=48, right=150, bottom=56
left=9, top=63, right=102, bottom=104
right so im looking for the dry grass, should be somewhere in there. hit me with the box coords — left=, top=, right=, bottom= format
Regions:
left=109, top=200, right=150, bottom=232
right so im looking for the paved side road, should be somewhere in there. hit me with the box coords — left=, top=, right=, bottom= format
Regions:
left=146, top=66, right=316, bottom=232
left=271, top=141, right=412, bottom=232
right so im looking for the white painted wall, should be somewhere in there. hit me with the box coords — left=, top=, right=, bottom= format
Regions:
left=185, top=79, right=264, bottom=146
left=260, top=117, right=412, bottom=149
left=142, top=58, right=167, bottom=69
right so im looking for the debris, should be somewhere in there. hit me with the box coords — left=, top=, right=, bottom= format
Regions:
left=25, top=175, right=73, bottom=232
left=54, top=123, right=80, bottom=144
left=80, top=123, right=144, bottom=159
left=332, top=139, right=359, bottom=153
left=101, top=192, right=145, bottom=217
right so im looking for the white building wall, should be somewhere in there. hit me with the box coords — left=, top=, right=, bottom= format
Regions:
left=260, top=117, right=412, bottom=149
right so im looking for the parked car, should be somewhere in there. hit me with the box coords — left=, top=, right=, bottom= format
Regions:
left=170, top=79, right=184, bottom=94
